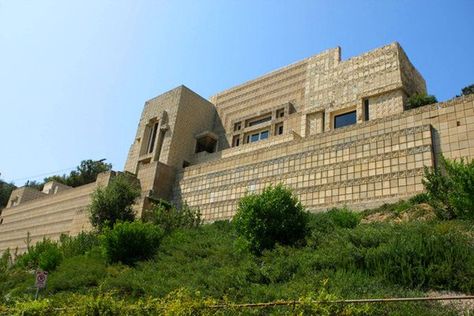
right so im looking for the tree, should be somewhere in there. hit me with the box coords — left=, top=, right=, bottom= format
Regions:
left=142, top=200, right=202, bottom=234
left=461, top=84, right=474, bottom=96
left=101, top=221, right=163, bottom=265
left=24, top=180, right=43, bottom=191
left=406, top=93, right=438, bottom=110
left=233, top=184, right=309, bottom=254
left=89, top=173, right=141, bottom=231
left=0, top=180, right=16, bottom=209
left=44, top=159, right=112, bottom=188
left=423, top=156, right=474, bottom=220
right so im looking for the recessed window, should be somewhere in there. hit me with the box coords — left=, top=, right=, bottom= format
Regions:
left=334, top=110, right=357, bottom=129
left=195, top=135, right=217, bottom=153
left=246, top=130, right=269, bottom=143
left=364, top=99, right=370, bottom=121
left=147, top=122, right=159, bottom=153
left=248, top=115, right=271, bottom=127
left=232, top=135, right=240, bottom=147
left=234, top=122, right=241, bottom=131
left=276, top=108, right=285, bottom=118
left=275, top=122, right=284, bottom=135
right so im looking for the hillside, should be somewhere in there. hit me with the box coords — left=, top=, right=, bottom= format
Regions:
left=0, top=197, right=473, bottom=315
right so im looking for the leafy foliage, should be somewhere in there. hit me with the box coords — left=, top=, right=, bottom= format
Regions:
left=234, top=184, right=309, bottom=254
left=461, top=84, right=474, bottom=96
left=59, top=232, right=100, bottom=258
left=48, top=249, right=106, bottom=292
left=89, top=173, right=141, bottom=231
left=406, top=93, right=438, bottom=110
left=44, top=159, right=112, bottom=188
left=423, top=156, right=474, bottom=219
left=0, top=179, right=16, bottom=209
left=1, top=216, right=470, bottom=315
left=142, top=200, right=202, bottom=234
left=101, top=221, right=164, bottom=265
left=24, top=180, right=44, bottom=191
left=15, top=238, right=62, bottom=271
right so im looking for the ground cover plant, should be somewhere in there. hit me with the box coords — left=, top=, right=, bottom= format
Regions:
left=1, top=170, right=473, bottom=314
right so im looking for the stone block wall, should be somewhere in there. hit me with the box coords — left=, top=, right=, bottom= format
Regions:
left=173, top=95, right=474, bottom=221
left=0, top=172, right=116, bottom=254
left=210, top=59, right=308, bottom=146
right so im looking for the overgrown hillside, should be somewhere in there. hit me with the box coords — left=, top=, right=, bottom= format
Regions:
left=0, top=158, right=473, bottom=315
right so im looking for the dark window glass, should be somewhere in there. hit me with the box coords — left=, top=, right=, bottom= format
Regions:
left=248, top=116, right=271, bottom=127
left=260, top=130, right=269, bottom=140
left=147, top=122, right=159, bottom=153
left=334, top=111, right=357, bottom=129
left=275, top=123, right=284, bottom=135
left=232, top=135, right=240, bottom=147
left=250, top=133, right=259, bottom=142
left=364, top=99, right=369, bottom=121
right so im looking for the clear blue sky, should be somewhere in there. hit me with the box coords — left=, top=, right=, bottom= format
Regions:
left=1, top=1, right=473, bottom=185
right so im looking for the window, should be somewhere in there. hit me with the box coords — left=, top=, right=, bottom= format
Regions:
left=334, top=110, right=357, bottom=129
left=364, top=99, right=370, bottom=121
left=276, top=108, right=285, bottom=118
left=195, top=135, right=217, bottom=153
left=147, top=122, right=159, bottom=153
left=232, top=135, right=240, bottom=147
left=275, top=122, right=284, bottom=135
left=234, top=122, right=241, bottom=131
left=248, top=115, right=271, bottom=127
left=247, top=130, right=269, bottom=143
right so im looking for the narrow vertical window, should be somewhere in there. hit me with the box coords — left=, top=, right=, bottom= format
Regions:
left=275, top=122, right=284, bottom=135
left=147, top=122, right=159, bottom=153
left=276, top=108, right=285, bottom=118
left=364, top=99, right=370, bottom=121
left=234, top=122, right=242, bottom=131
left=232, top=135, right=240, bottom=147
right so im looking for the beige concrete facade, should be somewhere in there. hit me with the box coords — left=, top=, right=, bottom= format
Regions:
left=1, top=42, right=473, bottom=253
left=0, top=172, right=116, bottom=253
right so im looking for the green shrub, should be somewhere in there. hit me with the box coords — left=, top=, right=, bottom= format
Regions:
left=48, top=249, right=106, bottom=292
left=423, top=156, right=474, bottom=219
left=142, top=200, right=201, bottom=234
left=0, top=249, right=11, bottom=273
left=89, top=173, right=141, bottom=231
left=325, top=207, right=360, bottom=228
left=406, top=93, right=437, bottom=110
left=101, top=221, right=163, bottom=265
left=234, top=184, right=309, bottom=254
left=408, top=193, right=430, bottom=205
left=461, top=84, right=474, bottom=96
left=361, top=222, right=474, bottom=291
left=59, top=232, right=99, bottom=258
left=15, top=238, right=62, bottom=271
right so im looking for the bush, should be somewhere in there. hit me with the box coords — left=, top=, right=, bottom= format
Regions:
left=101, top=221, right=163, bottom=265
left=59, top=232, right=99, bottom=258
left=234, top=184, right=309, bottom=254
left=408, top=193, right=430, bottom=205
left=89, top=173, right=141, bottom=231
left=325, top=207, right=360, bottom=229
left=461, top=84, right=474, bottom=96
left=360, top=222, right=474, bottom=292
left=15, top=238, right=62, bottom=271
left=142, top=200, right=202, bottom=234
left=406, top=93, right=437, bottom=110
left=423, top=156, right=474, bottom=219
left=48, top=249, right=106, bottom=292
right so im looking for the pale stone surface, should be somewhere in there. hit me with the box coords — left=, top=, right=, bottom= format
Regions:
left=1, top=42, right=473, bottom=253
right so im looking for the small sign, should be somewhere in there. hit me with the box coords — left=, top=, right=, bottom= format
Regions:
left=35, top=270, right=48, bottom=289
